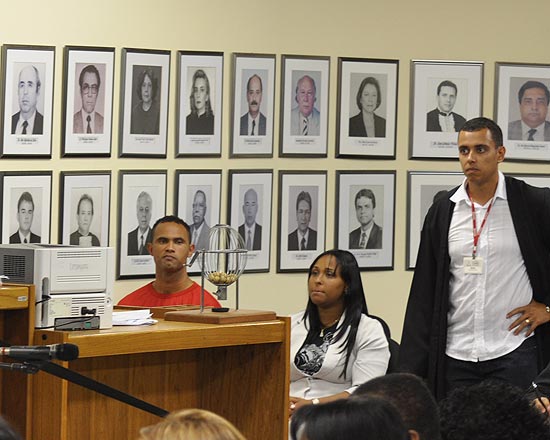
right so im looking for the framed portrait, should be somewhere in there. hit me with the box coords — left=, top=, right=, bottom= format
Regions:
left=0, top=171, right=52, bottom=244
left=277, top=171, right=326, bottom=272
left=406, top=171, right=464, bottom=270
left=335, top=171, right=396, bottom=270
left=279, top=55, right=330, bottom=157
left=61, top=46, right=115, bottom=157
left=59, top=171, right=111, bottom=247
left=506, top=172, right=550, bottom=189
left=1, top=45, right=55, bottom=158
left=117, top=170, right=167, bottom=279
left=336, top=57, right=398, bottom=159
left=227, top=170, right=273, bottom=272
left=176, top=51, right=223, bottom=157
left=174, top=169, right=222, bottom=275
left=118, top=48, right=170, bottom=158
left=409, top=60, right=484, bottom=159
left=230, top=53, right=276, bottom=157
left=495, top=62, right=550, bottom=162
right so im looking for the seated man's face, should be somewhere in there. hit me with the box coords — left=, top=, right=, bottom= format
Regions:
left=149, top=222, right=195, bottom=273
left=355, top=196, right=374, bottom=228
left=17, top=200, right=34, bottom=234
left=192, top=193, right=206, bottom=227
left=437, top=86, right=457, bottom=113
left=77, top=199, right=93, bottom=234
left=296, top=77, right=316, bottom=118
left=81, top=71, right=99, bottom=114
left=296, top=200, right=311, bottom=233
left=520, top=87, right=549, bottom=128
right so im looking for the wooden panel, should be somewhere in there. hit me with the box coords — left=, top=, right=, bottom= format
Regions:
left=0, top=285, right=29, bottom=310
left=29, top=318, right=289, bottom=440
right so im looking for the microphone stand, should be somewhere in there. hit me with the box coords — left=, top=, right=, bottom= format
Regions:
left=0, top=359, right=169, bottom=418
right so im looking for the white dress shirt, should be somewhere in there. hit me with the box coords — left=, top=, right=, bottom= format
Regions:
left=446, top=171, right=533, bottom=362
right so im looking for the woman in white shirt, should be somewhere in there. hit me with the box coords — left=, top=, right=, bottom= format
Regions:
left=289, top=249, right=390, bottom=416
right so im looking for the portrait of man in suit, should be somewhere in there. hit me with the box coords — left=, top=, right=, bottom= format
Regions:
left=240, top=74, right=266, bottom=136
left=9, top=191, right=41, bottom=244
left=189, top=190, right=210, bottom=251
left=288, top=190, right=317, bottom=251
left=127, top=191, right=153, bottom=256
left=508, top=80, right=550, bottom=142
left=290, top=75, right=320, bottom=136
left=73, top=64, right=104, bottom=134
left=238, top=188, right=262, bottom=250
left=70, top=194, right=100, bottom=247
left=11, top=65, right=44, bottom=135
left=349, top=188, right=382, bottom=250
left=426, top=80, right=466, bottom=132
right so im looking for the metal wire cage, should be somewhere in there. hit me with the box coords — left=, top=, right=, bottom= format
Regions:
left=197, top=225, right=247, bottom=308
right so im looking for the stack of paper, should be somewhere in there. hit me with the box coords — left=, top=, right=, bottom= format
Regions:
left=112, top=309, right=157, bottom=326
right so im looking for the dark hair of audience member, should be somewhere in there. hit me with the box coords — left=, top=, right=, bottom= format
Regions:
left=439, top=380, right=550, bottom=440
left=290, top=397, right=409, bottom=440
left=353, top=373, right=441, bottom=440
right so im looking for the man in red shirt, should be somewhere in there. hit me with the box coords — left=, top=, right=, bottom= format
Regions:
left=118, top=215, right=220, bottom=307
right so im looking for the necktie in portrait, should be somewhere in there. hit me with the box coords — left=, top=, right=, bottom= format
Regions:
left=139, top=235, right=144, bottom=254
left=359, top=232, right=366, bottom=248
left=22, top=121, right=28, bottom=135
left=87, top=115, right=92, bottom=134
left=302, top=117, right=308, bottom=136
left=528, top=128, right=537, bottom=141
left=251, top=120, right=256, bottom=136
left=246, top=230, right=252, bottom=250
left=300, top=237, right=306, bottom=251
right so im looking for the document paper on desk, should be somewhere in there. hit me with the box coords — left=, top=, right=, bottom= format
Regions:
left=112, top=309, right=157, bottom=326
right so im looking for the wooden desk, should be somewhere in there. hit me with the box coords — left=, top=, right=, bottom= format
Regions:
left=32, top=317, right=290, bottom=440
left=0, top=284, right=35, bottom=439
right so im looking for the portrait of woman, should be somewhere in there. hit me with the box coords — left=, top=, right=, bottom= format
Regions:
left=289, top=249, right=389, bottom=416
left=130, top=67, right=160, bottom=135
left=186, top=69, right=214, bottom=135
left=349, top=76, right=386, bottom=138
left=69, top=193, right=100, bottom=246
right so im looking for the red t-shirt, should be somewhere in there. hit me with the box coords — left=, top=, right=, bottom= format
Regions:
left=118, top=281, right=221, bottom=307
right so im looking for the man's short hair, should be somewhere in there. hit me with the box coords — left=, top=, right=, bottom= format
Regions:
left=246, top=74, right=262, bottom=92
left=77, top=194, right=94, bottom=215
left=460, top=117, right=503, bottom=147
left=193, top=189, right=206, bottom=203
left=439, top=380, right=549, bottom=440
left=356, top=76, right=382, bottom=111
left=17, top=192, right=34, bottom=211
left=78, top=64, right=101, bottom=90
left=517, top=80, right=550, bottom=105
left=20, top=66, right=41, bottom=93
left=295, top=191, right=312, bottom=212
left=151, top=215, right=191, bottom=241
left=137, top=191, right=152, bottom=204
left=437, top=80, right=458, bottom=95
left=353, top=373, right=441, bottom=440
left=295, top=75, right=317, bottom=97
left=355, top=188, right=376, bottom=209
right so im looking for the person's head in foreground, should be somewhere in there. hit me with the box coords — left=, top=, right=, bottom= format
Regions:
left=139, top=408, right=246, bottom=440
left=439, top=380, right=550, bottom=440
left=290, top=396, right=409, bottom=440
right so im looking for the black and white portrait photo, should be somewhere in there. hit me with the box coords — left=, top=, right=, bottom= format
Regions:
left=228, top=170, right=273, bottom=272
left=1, top=172, right=52, bottom=244
left=1, top=45, right=55, bottom=157
left=335, top=171, right=395, bottom=270
left=60, top=172, right=111, bottom=247
left=177, top=51, right=223, bottom=156
left=409, top=60, right=483, bottom=159
left=62, top=46, right=115, bottom=156
left=119, top=48, right=170, bottom=157
left=336, top=58, right=398, bottom=159
left=277, top=171, right=326, bottom=272
left=495, top=63, right=550, bottom=161
left=118, top=171, right=166, bottom=278
left=231, top=54, right=275, bottom=157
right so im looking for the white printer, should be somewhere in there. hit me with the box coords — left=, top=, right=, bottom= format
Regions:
left=0, top=244, right=114, bottom=329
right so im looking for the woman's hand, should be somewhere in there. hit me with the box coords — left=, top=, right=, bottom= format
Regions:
left=289, top=396, right=311, bottom=417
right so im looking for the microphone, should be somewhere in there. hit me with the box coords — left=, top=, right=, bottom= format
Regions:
left=0, top=343, right=79, bottom=361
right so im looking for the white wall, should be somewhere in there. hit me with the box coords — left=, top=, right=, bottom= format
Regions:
left=3, top=0, right=550, bottom=340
